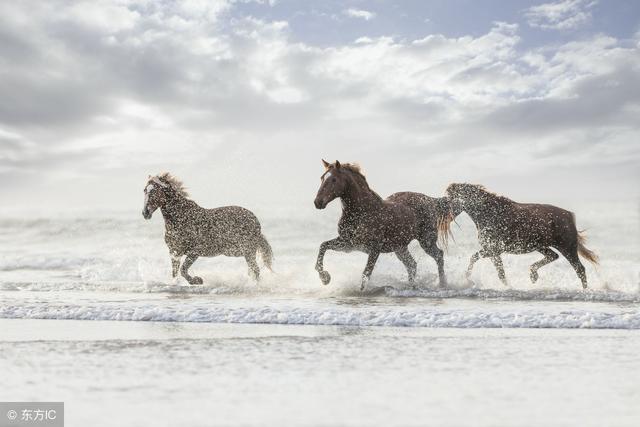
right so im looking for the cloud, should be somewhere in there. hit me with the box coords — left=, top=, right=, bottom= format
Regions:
left=0, top=1, right=637, bottom=208
left=343, top=8, right=376, bottom=21
left=525, top=0, right=597, bottom=30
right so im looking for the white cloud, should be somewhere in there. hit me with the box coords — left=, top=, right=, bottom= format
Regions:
left=343, top=8, right=376, bottom=21
left=0, top=1, right=637, bottom=207
left=525, top=0, right=597, bottom=30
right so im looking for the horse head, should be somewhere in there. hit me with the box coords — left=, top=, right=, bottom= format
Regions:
left=445, top=183, right=487, bottom=214
left=142, top=175, right=170, bottom=219
left=314, top=159, right=349, bottom=209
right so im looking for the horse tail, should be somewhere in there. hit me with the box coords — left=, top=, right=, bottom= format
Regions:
left=257, top=233, right=274, bottom=271
left=577, top=231, right=599, bottom=265
left=570, top=212, right=598, bottom=265
left=436, top=197, right=455, bottom=251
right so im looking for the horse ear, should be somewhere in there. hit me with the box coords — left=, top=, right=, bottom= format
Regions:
left=322, top=159, right=330, bottom=169
left=335, top=160, right=341, bottom=169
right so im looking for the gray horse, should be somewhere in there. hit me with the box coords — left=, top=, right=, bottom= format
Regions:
left=142, top=173, right=273, bottom=284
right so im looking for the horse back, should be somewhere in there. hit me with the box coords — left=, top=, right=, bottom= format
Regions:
left=165, top=205, right=262, bottom=256
left=506, top=202, right=577, bottom=249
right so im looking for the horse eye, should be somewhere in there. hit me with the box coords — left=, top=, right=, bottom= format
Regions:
left=330, top=177, right=336, bottom=183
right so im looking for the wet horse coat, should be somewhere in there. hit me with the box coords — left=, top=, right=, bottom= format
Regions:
left=314, top=160, right=450, bottom=289
left=142, top=173, right=273, bottom=284
left=442, top=183, right=598, bottom=288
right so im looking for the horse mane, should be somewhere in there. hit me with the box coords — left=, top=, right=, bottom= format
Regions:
left=337, top=162, right=383, bottom=202
left=456, top=183, right=514, bottom=205
left=155, top=172, right=189, bottom=198
left=437, top=183, right=514, bottom=249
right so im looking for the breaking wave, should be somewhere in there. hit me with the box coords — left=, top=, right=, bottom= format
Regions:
left=1, top=302, right=639, bottom=329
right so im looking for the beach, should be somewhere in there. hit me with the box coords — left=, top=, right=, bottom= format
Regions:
left=2, top=319, right=640, bottom=426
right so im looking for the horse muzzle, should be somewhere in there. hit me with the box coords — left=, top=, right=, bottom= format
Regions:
left=314, top=198, right=327, bottom=209
left=142, top=208, right=152, bottom=219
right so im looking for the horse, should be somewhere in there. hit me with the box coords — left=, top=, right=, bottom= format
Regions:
left=142, top=173, right=273, bottom=284
left=313, top=160, right=451, bottom=290
left=440, top=183, right=598, bottom=288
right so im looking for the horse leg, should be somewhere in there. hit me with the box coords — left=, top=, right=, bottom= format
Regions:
left=180, top=254, right=203, bottom=285
left=170, top=252, right=181, bottom=278
left=466, top=249, right=490, bottom=280
left=394, top=247, right=417, bottom=284
left=559, top=246, right=588, bottom=289
left=245, top=251, right=260, bottom=282
left=530, top=248, right=559, bottom=283
left=419, top=237, right=446, bottom=287
left=491, top=255, right=508, bottom=286
left=360, top=251, right=380, bottom=291
left=315, top=237, right=348, bottom=285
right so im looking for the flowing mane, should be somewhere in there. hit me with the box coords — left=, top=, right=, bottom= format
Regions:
left=438, top=183, right=514, bottom=250
left=448, top=183, right=514, bottom=206
left=327, top=162, right=383, bottom=201
left=465, top=183, right=513, bottom=205
left=155, top=172, right=189, bottom=198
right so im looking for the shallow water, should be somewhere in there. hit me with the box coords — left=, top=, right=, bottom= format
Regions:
left=0, top=204, right=638, bottom=426
left=0, top=203, right=638, bottom=328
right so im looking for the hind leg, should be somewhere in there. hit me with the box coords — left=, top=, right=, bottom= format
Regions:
left=395, top=247, right=417, bottom=284
left=559, top=246, right=588, bottom=289
left=181, top=254, right=203, bottom=285
left=245, top=251, right=260, bottom=282
left=419, top=237, right=446, bottom=286
left=530, top=248, right=559, bottom=283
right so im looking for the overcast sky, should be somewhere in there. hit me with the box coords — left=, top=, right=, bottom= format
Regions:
left=1, top=0, right=638, bottom=212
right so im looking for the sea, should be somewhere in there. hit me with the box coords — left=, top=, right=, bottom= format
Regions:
left=0, top=201, right=638, bottom=426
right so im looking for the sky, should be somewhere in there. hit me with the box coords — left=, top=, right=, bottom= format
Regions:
left=0, top=0, right=639, bottom=212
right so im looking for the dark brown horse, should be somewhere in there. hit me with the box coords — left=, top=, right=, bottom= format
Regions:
left=142, top=173, right=273, bottom=284
left=314, top=160, right=450, bottom=290
left=441, top=183, right=598, bottom=288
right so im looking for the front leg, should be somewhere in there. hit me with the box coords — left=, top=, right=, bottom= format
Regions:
left=170, top=252, right=182, bottom=278
left=360, top=251, right=380, bottom=291
left=466, top=249, right=491, bottom=280
left=315, top=237, right=348, bottom=285
left=491, top=255, right=508, bottom=286
left=180, top=254, right=203, bottom=285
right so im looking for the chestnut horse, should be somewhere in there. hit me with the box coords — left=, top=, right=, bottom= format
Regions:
left=441, top=183, right=598, bottom=288
left=142, top=173, right=273, bottom=284
left=314, top=160, right=450, bottom=290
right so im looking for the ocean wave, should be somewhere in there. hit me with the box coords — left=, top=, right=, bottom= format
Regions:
left=2, top=280, right=639, bottom=303
left=1, top=302, right=639, bottom=329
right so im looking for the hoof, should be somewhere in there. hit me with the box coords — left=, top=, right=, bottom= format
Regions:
left=189, top=276, right=204, bottom=285
left=582, top=283, right=588, bottom=290
left=319, top=270, right=331, bottom=285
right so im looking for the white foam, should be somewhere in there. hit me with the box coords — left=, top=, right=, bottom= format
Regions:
left=1, top=303, right=638, bottom=329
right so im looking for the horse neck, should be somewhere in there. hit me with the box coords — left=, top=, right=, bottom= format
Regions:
left=340, top=173, right=383, bottom=216
left=464, top=193, right=511, bottom=227
left=160, top=192, right=200, bottom=226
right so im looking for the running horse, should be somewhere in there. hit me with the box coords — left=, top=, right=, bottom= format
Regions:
left=441, top=183, right=598, bottom=288
left=142, top=173, right=273, bottom=284
left=314, top=160, right=451, bottom=290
